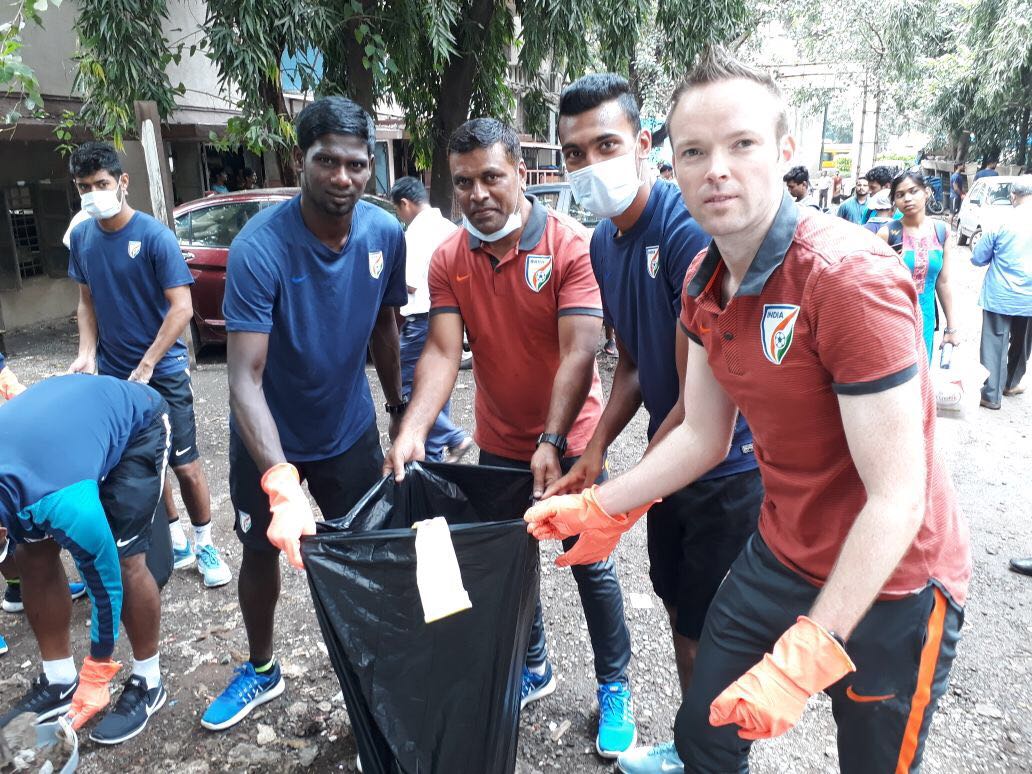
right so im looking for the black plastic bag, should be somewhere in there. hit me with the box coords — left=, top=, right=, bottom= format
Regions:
left=302, top=461, right=539, bottom=774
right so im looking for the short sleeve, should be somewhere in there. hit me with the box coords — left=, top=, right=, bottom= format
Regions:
left=223, top=238, right=278, bottom=334
left=663, top=213, right=710, bottom=317
left=588, top=231, right=613, bottom=327
left=428, top=245, right=459, bottom=316
left=149, top=224, right=194, bottom=289
left=382, top=224, right=408, bottom=307
left=678, top=276, right=703, bottom=345
left=68, top=228, right=87, bottom=284
left=811, top=252, right=920, bottom=394
left=556, top=229, right=602, bottom=317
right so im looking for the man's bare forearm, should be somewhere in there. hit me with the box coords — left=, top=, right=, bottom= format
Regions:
left=76, top=297, right=99, bottom=359
left=139, top=304, right=192, bottom=370
left=808, top=492, right=924, bottom=639
left=400, top=348, right=459, bottom=440
left=544, top=349, right=595, bottom=436
left=369, top=307, right=403, bottom=405
left=586, top=353, right=643, bottom=453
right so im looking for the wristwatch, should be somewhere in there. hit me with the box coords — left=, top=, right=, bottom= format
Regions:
left=384, top=399, right=409, bottom=415
left=536, top=432, right=568, bottom=456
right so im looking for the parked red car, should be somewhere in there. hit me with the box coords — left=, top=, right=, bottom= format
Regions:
left=174, top=188, right=398, bottom=348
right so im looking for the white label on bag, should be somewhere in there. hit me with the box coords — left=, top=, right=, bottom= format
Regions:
left=413, top=517, right=473, bottom=623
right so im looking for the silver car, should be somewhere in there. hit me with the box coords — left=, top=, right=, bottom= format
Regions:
left=957, top=176, right=1020, bottom=247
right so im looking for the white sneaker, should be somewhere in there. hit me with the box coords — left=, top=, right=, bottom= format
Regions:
left=195, top=544, right=232, bottom=588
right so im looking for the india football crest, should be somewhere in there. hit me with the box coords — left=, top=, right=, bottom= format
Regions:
left=128, top=240, right=142, bottom=259
left=525, top=254, right=553, bottom=293
left=645, top=245, right=660, bottom=278
left=760, top=304, right=800, bottom=365
left=368, top=250, right=384, bottom=279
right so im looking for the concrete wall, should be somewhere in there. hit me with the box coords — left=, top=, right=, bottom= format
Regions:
left=19, top=3, right=78, bottom=96
left=0, top=276, right=78, bottom=331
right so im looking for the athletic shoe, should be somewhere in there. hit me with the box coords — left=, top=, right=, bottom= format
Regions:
left=173, top=543, right=197, bottom=570
left=90, top=674, right=167, bottom=745
left=617, top=741, right=684, bottom=774
left=1004, top=384, right=1025, bottom=397
left=519, top=662, right=557, bottom=710
left=596, top=681, right=636, bottom=758
left=0, top=633, right=7, bottom=656
left=3, top=582, right=92, bottom=613
left=443, top=437, right=474, bottom=465
left=201, top=661, right=285, bottom=731
left=0, top=673, right=79, bottom=727
left=196, top=545, right=232, bottom=588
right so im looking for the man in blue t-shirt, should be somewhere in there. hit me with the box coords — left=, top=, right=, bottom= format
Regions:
left=67, top=142, right=230, bottom=589
left=551, top=74, right=763, bottom=773
left=975, top=159, right=999, bottom=181
left=202, top=97, right=407, bottom=732
left=0, top=375, right=170, bottom=744
left=949, top=163, right=967, bottom=219
left=836, top=176, right=869, bottom=224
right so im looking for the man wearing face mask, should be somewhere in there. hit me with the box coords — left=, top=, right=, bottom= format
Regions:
left=385, top=118, right=636, bottom=759
left=548, top=74, right=760, bottom=774
left=65, top=142, right=231, bottom=591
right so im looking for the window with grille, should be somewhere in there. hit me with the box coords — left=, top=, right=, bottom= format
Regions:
left=6, top=187, right=43, bottom=278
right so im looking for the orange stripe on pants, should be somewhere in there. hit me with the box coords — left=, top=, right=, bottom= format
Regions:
left=895, top=586, right=947, bottom=774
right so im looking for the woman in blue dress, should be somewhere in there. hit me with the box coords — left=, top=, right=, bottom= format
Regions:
left=878, top=170, right=960, bottom=362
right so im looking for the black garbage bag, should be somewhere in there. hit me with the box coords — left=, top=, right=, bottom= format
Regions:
left=302, top=461, right=539, bottom=774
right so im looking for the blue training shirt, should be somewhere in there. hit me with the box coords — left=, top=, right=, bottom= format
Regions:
left=223, top=196, right=407, bottom=461
left=0, top=374, right=164, bottom=658
left=590, top=181, right=757, bottom=480
left=69, top=211, right=194, bottom=379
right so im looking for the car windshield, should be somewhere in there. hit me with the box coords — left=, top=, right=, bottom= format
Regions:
left=988, top=183, right=1012, bottom=205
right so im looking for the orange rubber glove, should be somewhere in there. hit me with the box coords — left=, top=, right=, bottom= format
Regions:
left=524, top=486, right=657, bottom=566
left=710, top=616, right=856, bottom=740
left=261, top=462, right=316, bottom=570
left=67, top=656, right=122, bottom=730
left=0, top=366, right=26, bottom=400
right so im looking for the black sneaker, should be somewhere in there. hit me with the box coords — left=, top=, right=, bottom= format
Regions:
left=89, top=674, right=167, bottom=745
left=0, top=673, right=79, bottom=727
left=2, top=583, right=22, bottom=613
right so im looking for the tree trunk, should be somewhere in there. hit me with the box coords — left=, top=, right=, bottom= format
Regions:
left=1019, top=106, right=1030, bottom=169
left=427, top=0, right=499, bottom=214
left=259, top=71, right=298, bottom=187
left=955, top=131, right=970, bottom=164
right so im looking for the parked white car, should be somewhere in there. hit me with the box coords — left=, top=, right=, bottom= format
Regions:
left=957, top=176, right=1020, bottom=247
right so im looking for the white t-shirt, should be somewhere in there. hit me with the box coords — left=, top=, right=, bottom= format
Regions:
left=62, top=209, right=92, bottom=248
left=401, top=207, right=459, bottom=316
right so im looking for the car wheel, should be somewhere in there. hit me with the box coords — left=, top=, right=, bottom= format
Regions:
left=970, top=228, right=982, bottom=249
left=190, top=319, right=206, bottom=359
left=956, top=228, right=969, bottom=246
left=459, top=349, right=473, bottom=371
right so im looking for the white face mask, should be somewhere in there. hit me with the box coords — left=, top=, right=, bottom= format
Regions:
left=463, top=197, right=522, bottom=243
left=81, top=185, right=124, bottom=220
left=566, top=152, right=641, bottom=218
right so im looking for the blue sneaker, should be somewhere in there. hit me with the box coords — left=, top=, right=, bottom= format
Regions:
left=617, top=741, right=684, bottom=774
left=69, top=582, right=87, bottom=601
left=0, top=632, right=7, bottom=656
left=519, top=662, right=557, bottom=710
left=597, top=681, right=636, bottom=758
left=201, top=661, right=285, bottom=731
left=173, top=543, right=196, bottom=570
left=196, top=545, right=232, bottom=588
left=3, top=582, right=88, bottom=613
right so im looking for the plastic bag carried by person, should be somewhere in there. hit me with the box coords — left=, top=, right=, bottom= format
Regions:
left=302, top=461, right=540, bottom=774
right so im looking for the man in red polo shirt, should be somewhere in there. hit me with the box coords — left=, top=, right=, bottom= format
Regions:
left=385, top=118, right=636, bottom=759
left=526, top=48, right=970, bottom=774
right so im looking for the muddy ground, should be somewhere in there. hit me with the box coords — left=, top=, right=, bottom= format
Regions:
left=0, top=240, right=1029, bottom=773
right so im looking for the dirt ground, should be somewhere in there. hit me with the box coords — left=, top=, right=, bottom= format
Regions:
left=0, top=238, right=1029, bottom=773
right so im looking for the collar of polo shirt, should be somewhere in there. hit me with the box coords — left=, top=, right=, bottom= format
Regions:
left=685, top=192, right=801, bottom=300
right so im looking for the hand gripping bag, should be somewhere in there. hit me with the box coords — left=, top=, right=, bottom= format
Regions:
left=302, top=461, right=539, bottom=774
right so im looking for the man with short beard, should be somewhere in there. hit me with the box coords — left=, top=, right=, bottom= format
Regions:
left=203, top=96, right=407, bottom=732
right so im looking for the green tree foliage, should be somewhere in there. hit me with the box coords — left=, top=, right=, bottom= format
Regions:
left=201, top=0, right=328, bottom=186
left=73, top=0, right=183, bottom=148
left=1, top=0, right=51, bottom=128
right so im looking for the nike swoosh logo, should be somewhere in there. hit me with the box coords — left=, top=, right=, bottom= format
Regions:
left=698, top=324, right=711, bottom=334
left=845, top=685, right=896, bottom=703
left=175, top=447, right=191, bottom=457
left=456, top=274, right=471, bottom=282
left=59, top=684, right=77, bottom=699
left=116, top=535, right=139, bottom=548
left=291, top=275, right=309, bottom=284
